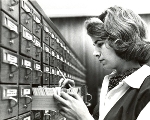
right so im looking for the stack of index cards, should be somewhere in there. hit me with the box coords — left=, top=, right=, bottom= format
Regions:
left=32, top=86, right=61, bottom=110
left=32, top=86, right=61, bottom=96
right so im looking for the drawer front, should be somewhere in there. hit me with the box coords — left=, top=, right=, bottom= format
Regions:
left=0, top=48, right=19, bottom=83
left=42, top=20, right=51, bottom=45
left=1, top=0, right=19, bottom=21
left=32, top=60, right=42, bottom=84
left=20, top=0, right=33, bottom=31
left=0, top=85, right=18, bottom=119
left=32, top=36, right=42, bottom=61
left=50, top=66, right=58, bottom=85
left=7, top=116, right=18, bottom=120
left=43, top=64, right=50, bottom=85
left=1, top=11, right=19, bottom=52
left=19, top=85, right=32, bottom=114
left=50, top=32, right=56, bottom=50
left=42, top=43, right=50, bottom=64
left=20, top=26, right=33, bottom=57
left=18, top=112, right=31, bottom=120
left=50, top=48, right=56, bottom=67
left=31, top=110, right=42, bottom=120
left=19, top=56, right=32, bottom=84
left=43, top=110, right=50, bottom=120
left=32, top=9, right=42, bottom=39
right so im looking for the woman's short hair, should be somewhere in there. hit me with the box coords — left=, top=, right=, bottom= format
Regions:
left=85, top=5, right=150, bottom=64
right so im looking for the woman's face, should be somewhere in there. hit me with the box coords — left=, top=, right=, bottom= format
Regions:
left=91, top=36, right=123, bottom=70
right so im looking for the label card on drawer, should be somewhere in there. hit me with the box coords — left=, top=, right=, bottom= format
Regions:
left=23, top=27, right=33, bottom=40
left=51, top=50, right=55, bottom=57
left=34, top=39, right=41, bottom=47
left=51, top=68, right=55, bottom=75
left=22, top=59, right=31, bottom=67
left=22, top=1, right=31, bottom=13
left=3, top=53, right=17, bottom=64
left=5, top=18, right=18, bottom=33
left=35, top=63, right=41, bottom=70
left=23, top=116, right=31, bottom=120
left=45, top=46, right=49, bottom=53
left=51, top=33, right=55, bottom=39
left=23, top=89, right=31, bottom=95
left=44, top=26, right=49, bottom=33
left=6, top=89, right=17, bottom=97
left=33, top=15, right=40, bottom=23
left=45, top=67, right=49, bottom=72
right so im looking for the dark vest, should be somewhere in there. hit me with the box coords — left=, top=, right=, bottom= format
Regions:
left=104, top=75, right=150, bottom=120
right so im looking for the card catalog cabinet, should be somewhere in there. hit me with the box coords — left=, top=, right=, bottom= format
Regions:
left=0, top=0, right=86, bottom=119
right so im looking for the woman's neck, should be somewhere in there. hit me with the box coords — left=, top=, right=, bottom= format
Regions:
left=115, top=61, right=141, bottom=74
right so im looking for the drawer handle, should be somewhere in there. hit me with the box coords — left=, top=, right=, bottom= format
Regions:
left=9, top=30, right=19, bottom=45
left=8, top=97, right=18, bottom=113
left=37, top=70, right=42, bottom=77
left=11, top=0, right=19, bottom=6
left=23, top=95, right=32, bottom=108
left=25, top=13, right=33, bottom=24
left=35, top=23, right=43, bottom=33
left=35, top=47, right=42, bottom=56
left=35, top=70, right=42, bottom=80
left=25, top=66, right=32, bottom=79
left=44, top=113, right=51, bottom=117
left=26, top=47, right=30, bottom=52
left=86, top=93, right=92, bottom=101
left=9, top=62, right=18, bottom=78
left=25, top=66, right=32, bottom=74
left=44, top=71, right=51, bottom=80
left=9, top=0, right=19, bottom=11
left=45, top=33, right=50, bottom=41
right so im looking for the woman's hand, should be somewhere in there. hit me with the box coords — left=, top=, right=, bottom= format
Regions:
left=59, top=78, right=75, bottom=88
left=53, top=92, right=94, bottom=120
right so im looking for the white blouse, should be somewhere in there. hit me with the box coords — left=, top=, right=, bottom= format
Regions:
left=99, top=64, right=150, bottom=120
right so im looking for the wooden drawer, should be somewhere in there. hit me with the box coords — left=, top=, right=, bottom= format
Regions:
left=42, top=43, right=50, bottom=64
left=42, top=19, right=51, bottom=46
left=32, top=8, right=42, bottom=39
left=0, top=11, right=19, bottom=52
left=0, top=48, right=19, bottom=83
left=20, top=0, right=33, bottom=31
left=1, top=0, right=19, bottom=21
left=32, top=36, right=42, bottom=61
left=18, top=112, right=31, bottom=120
left=32, top=60, right=42, bottom=84
left=43, top=64, right=50, bottom=85
left=0, top=85, right=18, bottom=119
left=19, top=56, right=32, bottom=84
left=19, top=85, right=32, bottom=114
left=20, top=26, right=34, bottom=57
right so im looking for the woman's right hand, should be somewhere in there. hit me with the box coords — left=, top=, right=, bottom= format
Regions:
left=59, top=78, right=75, bottom=88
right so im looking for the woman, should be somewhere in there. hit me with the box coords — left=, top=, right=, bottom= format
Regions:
left=53, top=6, right=150, bottom=120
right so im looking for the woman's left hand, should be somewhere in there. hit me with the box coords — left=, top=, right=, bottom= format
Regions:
left=53, top=92, right=94, bottom=120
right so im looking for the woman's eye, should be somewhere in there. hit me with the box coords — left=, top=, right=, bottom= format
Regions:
left=98, top=43, right=104, bottom=47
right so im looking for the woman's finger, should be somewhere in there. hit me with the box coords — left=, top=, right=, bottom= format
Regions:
left=68, top=92, right=83, bottom=101
left=58, top=78, right=64, bottom=87
left=60, top=92, right=74, bottom=101
left=53, top=93, right=67, bottom=105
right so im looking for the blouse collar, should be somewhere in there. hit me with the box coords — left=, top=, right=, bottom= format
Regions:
left=123, top=64, right=150, bottom=89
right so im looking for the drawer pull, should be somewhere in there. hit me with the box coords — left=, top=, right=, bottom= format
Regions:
left=9, top=62, right=18, bottom=78
left=25, top=66, right=32, bottom=79
left=9, top=30, right=19, bottom=45
left=9, top=0, right=19, bottom=11
left=11, top=0, right=19, bottom=6
left=23, top=95, right=32, bottom=108
left=8, top=96, right=18, bottom=113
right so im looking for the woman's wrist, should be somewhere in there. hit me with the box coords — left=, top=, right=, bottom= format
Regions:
left=79, top=112, right=94, bottom=120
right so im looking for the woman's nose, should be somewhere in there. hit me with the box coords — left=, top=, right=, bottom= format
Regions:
left=93, top=51, right=100, bottom=58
